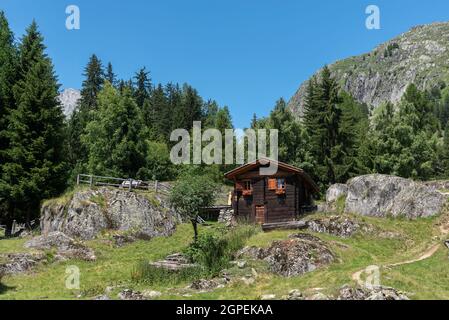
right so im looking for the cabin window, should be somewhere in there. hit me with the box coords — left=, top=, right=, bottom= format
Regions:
left=242, top=180, right=252, bottom=196
left=268, top=178, right=277, bottom=190
left=276, top=178, right=286, bottom=195
left=277, top=178, right=286, bottom=190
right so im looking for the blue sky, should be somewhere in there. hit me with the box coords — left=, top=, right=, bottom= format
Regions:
left=2, top=0, right=449, bottom=129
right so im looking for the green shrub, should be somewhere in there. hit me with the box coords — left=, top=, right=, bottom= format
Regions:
left=184, top=224, right=259, bottom=276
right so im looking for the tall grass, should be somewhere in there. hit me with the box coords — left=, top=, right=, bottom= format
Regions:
left=132, top=224, right=260, bottom=285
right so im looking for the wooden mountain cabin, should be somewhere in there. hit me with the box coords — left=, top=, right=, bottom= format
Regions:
left=224, top=158, right=319, bottom=225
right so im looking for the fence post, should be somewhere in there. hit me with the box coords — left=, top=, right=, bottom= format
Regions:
left=155, top=180, right=159, bottom=194
left=89, top=175, right=93, bottom=187
left=76, top=174, right=80, bottom=186
left=129, top=179, right=132, bottom=191
left=11, top=220, right=16, bottom=236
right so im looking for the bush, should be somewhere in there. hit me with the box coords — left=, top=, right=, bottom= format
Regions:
left=184, top=224, right=259, bottom=276
left=132, top=224, right=260, bottom=285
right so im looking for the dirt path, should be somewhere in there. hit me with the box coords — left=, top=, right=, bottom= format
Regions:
left=352, top=220, right=449, bottom=286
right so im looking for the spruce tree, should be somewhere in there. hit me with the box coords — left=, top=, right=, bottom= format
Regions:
left=0, top=11, right=17, bottom=168
left=134, top=67, right=151, bottom=108
left=80, top=54, right=104, bottom=111
left=1, top=22, right=66, bottom=232
left=66, top=54, right=105, bottom=177
left=105, top=62, right=116, bottom=87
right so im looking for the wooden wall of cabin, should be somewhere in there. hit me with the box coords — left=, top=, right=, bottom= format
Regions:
left=264, top=176, right=296, bottom=223
left=232, top=169, right=315, bottom=224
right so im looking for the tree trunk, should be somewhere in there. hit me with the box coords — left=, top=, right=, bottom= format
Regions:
left=191, top=217, right=198, bottom=242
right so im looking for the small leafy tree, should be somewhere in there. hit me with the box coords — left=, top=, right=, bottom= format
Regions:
left=169, top=174, right=217, bottom=241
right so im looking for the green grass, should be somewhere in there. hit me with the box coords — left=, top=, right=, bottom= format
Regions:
left=0, top=212, right=448, bottom=300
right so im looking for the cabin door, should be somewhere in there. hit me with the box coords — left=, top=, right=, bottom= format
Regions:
left=255, top=205, right=265, bottom=224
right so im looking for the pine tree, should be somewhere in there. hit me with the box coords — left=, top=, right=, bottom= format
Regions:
left=105, top=62, right=116, bottom=87
left=134, top=67, right=151, bottom=108
left=66, top=54, right=105, bottom=177
left=150, top=84, right=170, bottom=141
left=303, top=67, right=343, bottom=185
left=1, top=22, right=66, bottom=233
left=0, top=11, right=17, bottom=168
left=80, top=54, right=104, bottom=111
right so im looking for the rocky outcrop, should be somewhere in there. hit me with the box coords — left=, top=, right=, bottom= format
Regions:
left=265, top=234, right=335, bottom=277
left=24, top=232, right=96, bottom=261
left=325, top=175, right=447, bottom=219
left=0, top=253, right=45, bottom=276
left=326, top=184, right=348, bottom=204
left=306, top=216, right=367, bottom=238
left=345, top=175, right=447, bottom=219
left=238, top=234, right=334, bottom=277
left=288, top=22, right=449, bottom=118
left=41, top=187, right=180, bottom=240
left=338, top=285, right=409, bottom=300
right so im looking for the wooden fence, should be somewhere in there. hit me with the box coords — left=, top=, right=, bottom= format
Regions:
left=76, top=174, right=172, bottom=194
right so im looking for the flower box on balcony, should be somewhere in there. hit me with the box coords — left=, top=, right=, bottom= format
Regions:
left=275, top=188, right=286, bottom=195
left=242, top=189, right=253, bottom=196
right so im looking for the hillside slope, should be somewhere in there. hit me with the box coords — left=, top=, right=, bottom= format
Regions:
left=288, top=22, right=449, bottom=117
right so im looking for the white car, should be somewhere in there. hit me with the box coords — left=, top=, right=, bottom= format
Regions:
left=121, top=179, right=143, bottom=188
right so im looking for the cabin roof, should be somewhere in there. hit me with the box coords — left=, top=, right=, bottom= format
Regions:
left=224, top=158, right=319, bottom=193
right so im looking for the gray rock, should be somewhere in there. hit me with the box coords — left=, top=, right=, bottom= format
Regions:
left=118, top=289, right=145, bottom=300
left=264, top=233, right=335, bottom=277
left=112, top=234, right=136, bottom=247
left=0, top=253, right=45, bottom=275
left=24, top=232, right=96, bottom=261
left=218, top=208, right=236, bottom=227
left=93, top=295, right=110, bottom=300
left=344, top=174, right=447, bottom=219
left=142, top=290, right=162, bottom=299
left=307, top=292, right=330, bottom=300
left=287, top=289, right=304, bottom=300
left=40, top=187, right=181, bottom=240
left=326, top=184, right=348, bottom=204
left=338, top=285, right=409, bottom=300
left=260, top=294, right=276, bottom=300
left=237, top=260, right=247, bottom=269
left=306, top=216, right=363, bottom=238
left=189, top=279, right=220, bottom=292
left=445, top=240, right=449, bottom=249
left=236, top=246, right=267, bottom=260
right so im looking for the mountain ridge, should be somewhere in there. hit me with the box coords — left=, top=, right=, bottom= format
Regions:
left=287, top=21, right=449, bottom=117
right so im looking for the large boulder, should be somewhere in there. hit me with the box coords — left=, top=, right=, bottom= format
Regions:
left=264, top=234, right=335, bottom=277
left=24, top=232, right=96, bottom=261
left=326, top=184, right=348, bottom=203
left=41, top=187, right=181, bottom=240
left=343, top=175, right=447, bottom=219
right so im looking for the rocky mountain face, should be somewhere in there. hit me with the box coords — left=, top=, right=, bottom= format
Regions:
left=58, top=88, right=80, bottom=118
left=288, top=22, right=449, bottom=117
left=40, top=187, right=181, bottom=240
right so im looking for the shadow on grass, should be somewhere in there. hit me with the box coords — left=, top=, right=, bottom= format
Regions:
left=0, top=282, right=16, bottom=295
